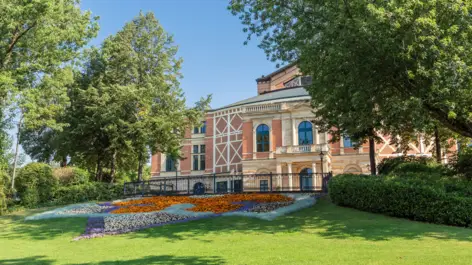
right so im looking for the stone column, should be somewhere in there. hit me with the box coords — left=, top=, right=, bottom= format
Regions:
left=314, top=127, right=319, bottom=145
left=276, top=163, right=282, bottom=189
left=252, top=128, right=257, bottom=159
left=291, top=118, right=296, bottom=146
left=269, top=128, right=274, bottom=159
left=339, top=135, right=345, bottom=155
left=287, top=162, right=293, bottom=191
left=312, top=162, right=317, bottom=190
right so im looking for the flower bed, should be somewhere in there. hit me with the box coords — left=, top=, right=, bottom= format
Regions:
left=26, top=193, right=317, bottom=239
left=111, top=193, right=293, bottom=214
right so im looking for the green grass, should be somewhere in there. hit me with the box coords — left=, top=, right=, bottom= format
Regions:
left=2, top=198, right=472, bottom=265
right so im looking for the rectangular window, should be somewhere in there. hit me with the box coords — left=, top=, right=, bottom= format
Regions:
left=200, top=155, right=205, bottom=170
left=193, top=121, right=206, bottom=134
left=201, top=121, right=206, bottom=134
left=260, top=180, right=269, bottom=192
left=192, top=145, right=205, bottom=171
left=217, top=181, right=228, bottom=193
left=166, top=157, right=176, bottom=172
left=343, top=136, right=353, bottom=148
left=193, top=155, right=199, bottom=171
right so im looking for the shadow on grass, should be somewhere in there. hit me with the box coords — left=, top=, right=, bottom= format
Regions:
left=3, top=198, right=472, bottom=243
left=70, top=255, right=225, bottom=265
left=0, top=256, right=54, bottom=265
left=0, top=209, right=86, bottom=241
left=128, top=198, right=472, bottom=243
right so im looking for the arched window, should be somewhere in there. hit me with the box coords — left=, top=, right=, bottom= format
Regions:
left=256, top=124, right=270, bottom=152
left=298, top=121, right=313, bottom=145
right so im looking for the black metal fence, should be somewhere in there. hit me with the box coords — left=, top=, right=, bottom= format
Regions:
left=124, top=172, right=333, bottom=197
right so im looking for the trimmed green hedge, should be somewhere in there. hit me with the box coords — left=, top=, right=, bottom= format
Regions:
left=52, top=182, right=124, bottom=205
left=329, top=174, right=472, bottom=227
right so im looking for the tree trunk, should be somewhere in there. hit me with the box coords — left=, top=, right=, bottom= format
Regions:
left=11, top=116, right=23, bottom=191
left=369, top=136, right=377, bottom=175
left=110, top=151, right=117, bottom=183
left=137, top=152, right=143, bottom=182
left=96, top=155, right=103, bottom=182
left=434, top=125, right=442, bottom=164
left=60, top=157, right=67, bottom=167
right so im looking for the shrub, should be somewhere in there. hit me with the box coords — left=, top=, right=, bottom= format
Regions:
left=329, top=174, right=472, bottom=228
left=15, top=163, right=58, bottom=207
left=52, top=182, right=124, bottom=205
left=53, top=167, right=89, bottom=186
left=390, top=162, right=454, bottom=179
left=452, top=146, right=472, bottom=180
left=377, top=156, right=436, bottom=175
left=0, top=172, right=7, bottom=215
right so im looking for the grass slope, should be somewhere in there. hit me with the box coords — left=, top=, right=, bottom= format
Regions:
left=1, top=198, right=472, bottom=265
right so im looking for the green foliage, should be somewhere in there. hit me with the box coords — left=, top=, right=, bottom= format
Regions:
left=452, top=146, right=472, bottom=180
left=229, top=0, right=472, bottom=140
left=52, top=167, right=89, bottom=186
left=15, top=163, right=57, bottom=207
left=60, top=12, right=210, bottom=181
left=329, top=174, right=472, bottom=227
left=52, top=182, right=123, bottom=205
left=0, top=172, right=6, bottom=215
left=377, top=156, right=436, bottom=175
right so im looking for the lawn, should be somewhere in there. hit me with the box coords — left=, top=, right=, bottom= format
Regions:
left=2, top=198, right=472, bottom=265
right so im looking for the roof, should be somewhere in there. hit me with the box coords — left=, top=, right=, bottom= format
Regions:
left=255, top=62, right=297, bottom=82
left=211, top=86, right=310, bottom=111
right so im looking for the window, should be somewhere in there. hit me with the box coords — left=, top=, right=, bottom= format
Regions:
left=260, top=180, right=269, bottom=192
left=165, top=156, right=176, bottom=172
left=192, top=144, right=206, bottom=171
left=256, top=124, right=270, bottom=152
left=217, top=181, right=228, bottom=193
left=298, top=121, right=313, bottom=145
left=343, top=136, right=355, bottom=148
left=193, top=121, right=206, bottom=134
left=201, top=121, right=206, bottom=134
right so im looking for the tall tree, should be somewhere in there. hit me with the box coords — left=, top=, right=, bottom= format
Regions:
left=100, top=12, right=210, bottom=181
left=0, top=0, right=98, bottom=190
left=53, top=12, right=210, bottom=182
left=229, top=0, right=472, bottom=145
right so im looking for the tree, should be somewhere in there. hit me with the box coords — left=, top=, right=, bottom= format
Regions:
left=0, top=0, right=98, bottom=190
left=98, top=12, right=210, bottom=181
left=229, top=0, right=472, bottom=148
left=46, top=12, right=210, bottom=182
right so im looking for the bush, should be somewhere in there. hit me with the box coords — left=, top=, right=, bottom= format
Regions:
left=389, top=162, right=454, bottom=180
left=377, top=156, right=436, bottom=175
left=15, top=163, right=58, bottom=207
left=53, top=167, right=89, bottom=186
left=329, top=174, right=472, bottom=228
left=452, top=146, right=472, bottom=180
left=52, top=182, right=124, bottom=205
left=0, top=172, right=7, bottom=215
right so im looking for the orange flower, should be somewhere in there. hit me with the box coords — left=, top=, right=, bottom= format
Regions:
left=111, top=194, right=293, bottom=214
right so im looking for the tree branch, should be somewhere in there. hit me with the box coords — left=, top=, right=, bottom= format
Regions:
left=2, top=21, right=37, bottom=68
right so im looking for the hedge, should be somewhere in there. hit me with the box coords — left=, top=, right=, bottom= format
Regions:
left=329, top=174, right=472, bottom=227
left=51, top=182, right=124, bottom=205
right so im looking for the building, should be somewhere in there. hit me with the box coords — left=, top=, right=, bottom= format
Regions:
left=150, top=64, right=457, bottom=184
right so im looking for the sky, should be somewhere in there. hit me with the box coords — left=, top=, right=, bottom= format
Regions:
left=80, top=0, right=278, bottom=109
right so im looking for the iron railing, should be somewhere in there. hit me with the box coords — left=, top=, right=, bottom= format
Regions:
left=124, top=172, right=332, bottom=197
